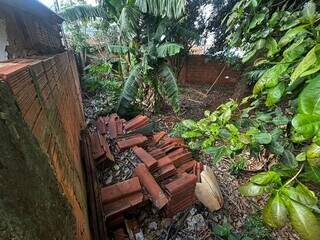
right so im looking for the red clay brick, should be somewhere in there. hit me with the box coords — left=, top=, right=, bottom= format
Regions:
left=101, top=177, right=141, bottom=204
left=177, top=160, right=197, bottom=174
left=108, top=114, right=119, bottom=139
left=134, top=164, right=168, bottom=209
left=132, top=146, right=158, bottom=171
left=124, top=115, right=149, bottom=131
left=116, top=134, right=148, bottom=151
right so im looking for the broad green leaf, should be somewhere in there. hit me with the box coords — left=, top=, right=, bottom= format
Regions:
left=292, top=114, right=320, bottom=139
left=302, top=1, right=316, bottom=23
left=295, top=183, right=318, bottom=206
left=269, top=12, right=280, bottom=27
left=272, top=113, right=289, bottom=126
left=253, top=63, right=289, bottom=94
left=182, top=131, right=202, bottom=139
left=182, top=119, right=196, bottom=129
left=263, top=193, right=288, bottom=228
left=296, top=152, right=306, bottom=161
left=251, top=171, right=281, bottom=185
left=291, top=44, right=320, bottom=82
left=297, top=76, right=320, bottom=115
left=283, top=38, right=310, bottom=62
left=300, top=61, right=320, bottom=78
left=269, top=140, right=285, bottom=155
left=285, top=199, right=320, bottom=240
left=283, top=185, right=317, bottom=207
left=266, top=37, right=278, bottom=57
left=239, top=182, right=266, bottom=197
left=248, top=13, right=266, bottom=30
left=266, top=82, right=286, bottom=107
left=255, top=112, right=272, bottom=122
left=253, top=132, right=272, bottom=145
left=306, top=143, right=320, bottom=166
left=279, top=25, right=308, bottom=48
left=301, top=164, right=320, bottom=184
left=282, top=150, right=298, bottom=168
left=242, top=49, right=257, bottom=63
left=205, top=146, right=231, bottom=163
left=156, top=43, right=183, bottom=58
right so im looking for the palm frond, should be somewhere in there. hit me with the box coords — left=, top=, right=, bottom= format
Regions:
left=156, top=43, right=183, bottom=58
left=59, top=4, right=106, bottom=22
left=158, top=64, right=180, bottom=112
left=135, top=0, right=186, bottom=19
left=117, top=64, right=143, bottom=116
left=119, top=5, right=141, bottom=40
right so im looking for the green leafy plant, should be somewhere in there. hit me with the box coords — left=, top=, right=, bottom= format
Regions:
left=213, top=215, right=271, bottom=240
left=229, top=157, right=246, bottom=175
left=240, top=169, right=320, bottom=240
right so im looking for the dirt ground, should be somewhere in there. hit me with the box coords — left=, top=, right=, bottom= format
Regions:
left=84, top=84, right=300, bottom=240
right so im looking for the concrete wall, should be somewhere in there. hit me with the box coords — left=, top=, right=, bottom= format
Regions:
left=0, top=51, right=90, bottom=240
left=178, top=55, right=241, bottom=86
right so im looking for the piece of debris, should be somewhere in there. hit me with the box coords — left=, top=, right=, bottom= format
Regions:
left=195, top=165, right=223, bottom=212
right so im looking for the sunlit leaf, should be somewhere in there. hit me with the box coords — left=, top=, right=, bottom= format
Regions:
left=279, top=25, right=308, bottom=48
left=239, top=182, right=267, bottom=197
left=285, top=199, right=320, bottom=240
left=266, top=82, right=286, bottom=107
left=251, top=171, right=281, bottom=185
left=263, top=193, right=288, bottom=228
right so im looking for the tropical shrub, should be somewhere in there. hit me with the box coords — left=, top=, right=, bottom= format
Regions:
left=60, top=0, right=186, bottom=117
left=174, top=1, right=320, bottom=239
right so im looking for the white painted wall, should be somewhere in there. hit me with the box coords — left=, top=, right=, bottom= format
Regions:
left=0, top=18, right=8, bottom=61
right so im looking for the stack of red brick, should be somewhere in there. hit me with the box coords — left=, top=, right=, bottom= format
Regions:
left=88, top=114, right=204, bottom=230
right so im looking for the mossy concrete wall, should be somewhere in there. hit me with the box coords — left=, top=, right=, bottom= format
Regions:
left=0, top=80, right=74, bottom=239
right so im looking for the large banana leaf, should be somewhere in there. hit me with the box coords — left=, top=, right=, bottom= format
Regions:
left=59, top=5, right=106, bottom=22
left=117, top=64, right=142, bottom=116
left=119, top=5, right=141, bottom=39
left=156, top=43, right=183, bottom=58
left=158, top=64, right=180, bottom=112
left=108, top=45, right=133, bottom=54
left=135, top=0, right=186, bottom=19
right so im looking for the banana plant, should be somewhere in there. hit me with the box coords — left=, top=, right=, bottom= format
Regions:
left=59, top=0, right=186, bottom=116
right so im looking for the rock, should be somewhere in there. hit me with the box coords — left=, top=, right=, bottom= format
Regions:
left=161, top=218, right=172, bottom=229
left=148, top=222, right=157, bottom=231
left=190, top=208, right=197, bottom=216
left=186, top=214, right=206, bottom=231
